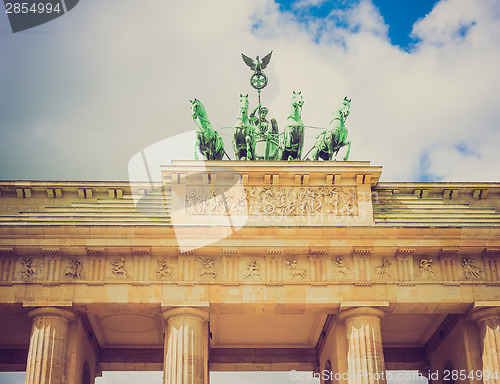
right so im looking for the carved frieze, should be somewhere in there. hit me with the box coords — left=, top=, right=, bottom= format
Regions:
left=242, top=260, right=262, bottom=280
left=332, top=256, right=350, bottom=278
left=419, top=259, right=436, bottom=279
left=3, top=248, right=494, bottom=285
left=185, top=186, right=358, bottom=216
left=286, top=259, right=306, bottom=280
left=111, top=258, right=129, bottom=278
left=156, top=258, right=174, bottom=279
left=19, top=258, right=41, bottom=280
left=375, top=258, right=392, bottom=279
left=64, top=259, right=82, bottom=279
left=199, top=258, right=217, bottom=279
left=461, top=258, right=483, bottom=279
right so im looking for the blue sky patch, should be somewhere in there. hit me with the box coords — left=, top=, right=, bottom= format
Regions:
left=454, top=141, right=481, bottom=158
left=275, top=0, right=440, bottom=50
left=456, top=21, right=477, bottom=38
left=417, top=148, right=444, bottom=182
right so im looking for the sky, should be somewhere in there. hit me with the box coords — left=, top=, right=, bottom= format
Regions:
left=0, top=0, right=499, bottom=383
left=1, top=0, right=500, bottom=184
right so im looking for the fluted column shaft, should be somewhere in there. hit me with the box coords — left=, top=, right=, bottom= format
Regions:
left=25, top=307, right=75, bottom=384
left=162, top=307, right=209, bottom=384
left=339, top=307, right=386, bottom=384
left=471, top=307, right=500, bottom=384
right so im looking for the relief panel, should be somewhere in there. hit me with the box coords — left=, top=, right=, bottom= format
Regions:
left=185, top=185, right=358, bottom=217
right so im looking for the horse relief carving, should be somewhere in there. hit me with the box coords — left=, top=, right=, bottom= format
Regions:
left=461, top=258, right=483, bottom=279
left=64, top=259, right=82, bottom=279
left=111, top=258, right=129, bottom=278
left=199, top=258, right=217, bottom=279
left=156, top=258, right=174, bottom=279
left=286, top=259, right=306, bottom=280
left=332, top=256, right=350, bottom=278
left=19, top=258, right=40, bottom=280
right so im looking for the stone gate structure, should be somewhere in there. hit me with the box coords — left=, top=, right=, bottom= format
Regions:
left=0, top=161, right=499, bottom=384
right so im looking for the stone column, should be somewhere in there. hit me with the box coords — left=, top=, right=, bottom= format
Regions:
left=162, top=307, right=209, bottom=384
left=471, top=307, right=500, bottom=384
left=25, top=307, right=75, bottom=384
left=339, top=307, right=386, bottom=384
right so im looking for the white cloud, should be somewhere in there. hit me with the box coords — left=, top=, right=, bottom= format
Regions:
left=345, top=0, right=388, bottom=37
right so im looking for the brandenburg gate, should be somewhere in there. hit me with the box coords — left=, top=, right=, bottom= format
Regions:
left=0, top=160, right=499, bottom=384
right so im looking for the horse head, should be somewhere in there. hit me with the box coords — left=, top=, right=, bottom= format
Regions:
left=191, top=98, right=212, bottom=134
left=190, top=98, right=200, bottom=120
left=339, top=96, right=351, bottom=120
left=291, top=91, right=304, bottom=109
left=288, top=91, right=304, bottom=124
left=330, top=96, right=351, bottom=127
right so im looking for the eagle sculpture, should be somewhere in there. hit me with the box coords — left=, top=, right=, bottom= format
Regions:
left=241, top=51, right=273, bottom=73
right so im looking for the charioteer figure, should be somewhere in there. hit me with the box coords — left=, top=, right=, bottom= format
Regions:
left=250, top=104, right=279, bottom=161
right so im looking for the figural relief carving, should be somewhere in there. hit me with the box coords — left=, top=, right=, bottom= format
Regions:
left=64, top=259, right=82, bottom=279
left=19, top=258, right=41, bottom=279
left=461, top=258, right=483, bottom=279
left=242, top=260, right=262, bottom=280
left=419, top=259, right=436, bottom=279
left=156, top=258, right=174, bottom=279
left=199, top=258, right=217, bottom=279
left=185, top=186, right=358, bottom=216
left=332, top=256, right=350, bottom=278
left=286, top=259, right=306, bottom=279
left=375, top=258, right=392, bottom=278
left=111, top=258, right=129, bottom=278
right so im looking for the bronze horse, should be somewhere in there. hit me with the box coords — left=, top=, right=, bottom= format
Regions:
left=280, top=91, right=305, bottom=161
left=232, top=94, right=255, bottom=160
left=311, top=97, right=351, bottom=161
left=190, top=98, right=225, bottom=161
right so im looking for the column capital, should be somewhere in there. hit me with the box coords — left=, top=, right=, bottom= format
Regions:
left=27, top=307, right=75, bottom=322
left=470, top=306, right=500, bottom=323
left=162, top=307, right=209, bottom=322
left=338, top=306, right=386, bottom=322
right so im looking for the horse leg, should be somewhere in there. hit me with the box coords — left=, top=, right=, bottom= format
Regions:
left=232, top=136, right=240, bottom=160
left=245, top=135, right=252, bottom=160
left=312, top=147, right=319, bottom=161
left=216, top=136, right=224, bottom=160
left=343, top=141, right=351, bottom=161
left=298, top=127, right=304, bottom=160
left=281, top=149, right=288, bottom=161
left=195, top=137, right=202, bottom=160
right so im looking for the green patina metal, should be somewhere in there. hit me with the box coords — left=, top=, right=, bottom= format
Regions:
left=241, top=51, right=272, bottom=94
left=250, top=104, right=280, bottom=161
left=190, top=98, right=226, bottom=161
left=311, top=97, right=352, bottom=161
left=281, top=91, right=305, bottom=161
left=190, top=52, right=353, bottom=162
left=240, top=51, right=281, bottom=161
left=232, top=94, right=256, bottom=160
